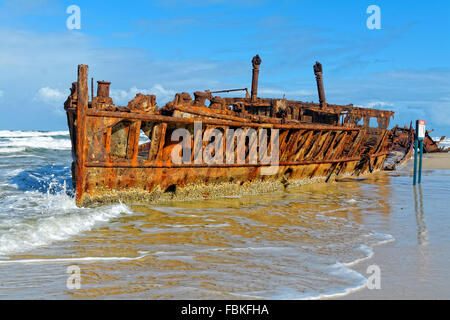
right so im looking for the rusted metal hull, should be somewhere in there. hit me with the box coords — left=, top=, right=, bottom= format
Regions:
left=423, top=131, right=449, bottom=153
left=65, top=108, right=392, bottom=206
left=383, top=125, right=415, bottom=170
left=64, top=58, right=398, bottom=207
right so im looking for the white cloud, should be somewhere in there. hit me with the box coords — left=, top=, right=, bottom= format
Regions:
left=0, top=27, right=240, bottom=104
left=34, top=87, right=67, bottom=114
left=259, top=88, right=315, bottom=99
left=0, top=27, right=246, bottom=130
left=365, top=101, right=393, bottom=108
left=110, top=85, right=176, bottom=106
left=36, top=87, right=67, bottom=104
left=356, top=101, right=394, bottom=109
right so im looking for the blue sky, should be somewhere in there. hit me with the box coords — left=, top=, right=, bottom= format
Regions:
left=0, top=0, right=449, bottom=135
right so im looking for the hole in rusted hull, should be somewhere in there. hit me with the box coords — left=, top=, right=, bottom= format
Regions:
left=165, top=184, right=177, bottom=193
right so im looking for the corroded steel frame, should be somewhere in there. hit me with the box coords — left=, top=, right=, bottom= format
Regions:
left=65, top=56, right=396, bottom=207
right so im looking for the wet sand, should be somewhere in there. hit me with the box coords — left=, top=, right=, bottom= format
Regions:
left=340, top=152, right=450, bottom=299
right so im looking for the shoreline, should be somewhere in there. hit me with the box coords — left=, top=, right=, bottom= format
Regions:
left=337, top=152, right=450, bottom=299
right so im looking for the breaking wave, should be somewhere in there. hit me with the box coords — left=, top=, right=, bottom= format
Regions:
left=0, top=130, right=71, bottom=152
left=434, top=137, right=450, bottom=149
left=0, top=131, right=133, bottom=256
left=0, top=147, right=26, bottom=154
left=0, top=169, right=132, bottom=256
left=0, top=190, right=132, bottom=256
left=0, top=130, right=69, bottom=138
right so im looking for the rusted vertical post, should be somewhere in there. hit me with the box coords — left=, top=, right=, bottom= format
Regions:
left=91, top=78, right=94, bottom=101
left=314, top=62, right=327, bottom=108
left=76, top=64, right=89, bottom=206
left=251, top=54, right=262, bottom=102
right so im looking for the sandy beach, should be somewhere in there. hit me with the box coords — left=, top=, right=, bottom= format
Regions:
left=422, top=152, right=450, bottom=170
left=340, top=152, right=450, bottom=299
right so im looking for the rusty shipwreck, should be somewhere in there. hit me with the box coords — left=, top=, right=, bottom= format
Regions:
left=65, top=55, right=399, bottom=207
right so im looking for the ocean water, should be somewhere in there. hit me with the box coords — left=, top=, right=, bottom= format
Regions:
left=0, top=130, right=449, bottom=299
left=433, top=137, right=450, bottom=149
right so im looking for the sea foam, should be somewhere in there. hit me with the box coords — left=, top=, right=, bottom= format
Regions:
left=0, top=187, right=132, bottom=256
left=0, top=136, right=71, bottom=151
left=0, top=130, right=69, bottom=138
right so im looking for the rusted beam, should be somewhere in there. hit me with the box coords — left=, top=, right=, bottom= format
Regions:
left=311, top=131, right=331, bottom=159
left=325, top=162, right=341, bottom=182
left=157, top=123, right=167, bottom=160
left=373, top=129, right=388, bottom=154
left=304, top=131, right=323, bottom=160
left=316, top=131, right=337, bottom=160
left=370, top=150, right=390, bottom=157
left=171, top=104, right=282, bottom=125
left=210, top=88, right=248, bottom=94
left=126, top=120, right=141, bottom=161
left=323, top=131, right=346, bottom=160
left=75, top=64, right=89, bottom=206
left=104, top=126, right=112, bottom=158
left=86, top=109, right=360, bottom=131
left=85, top=156, right=361, bottom=168
left=278, top=130, right=290, bottom=157
left=291, top=130, right=314, bottom=161
left=283, top=130, right=305, bottom=161
left=326, top=131, right=348, bottom=160
left=148, top=123, right=166, bottom=161
left=347, top=130, right=365, bottom=157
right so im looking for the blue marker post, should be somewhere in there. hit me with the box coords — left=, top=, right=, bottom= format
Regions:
left=413, top=120, right=426, bottom=185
